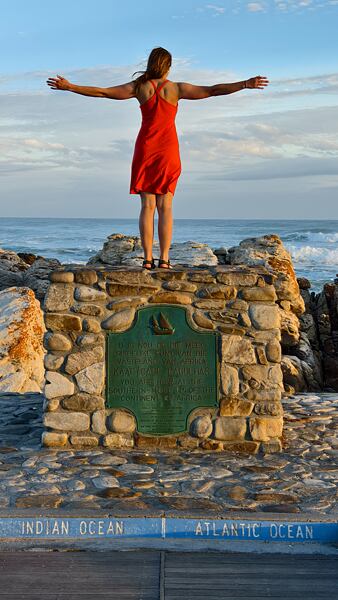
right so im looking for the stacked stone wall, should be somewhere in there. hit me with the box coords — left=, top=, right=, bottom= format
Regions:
left=42, top=265, right=284, bottom=453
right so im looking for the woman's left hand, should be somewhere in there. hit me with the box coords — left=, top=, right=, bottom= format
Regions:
left=246, top=76, right=269, bottom=89
left=46, top=75, right=71, bottom=91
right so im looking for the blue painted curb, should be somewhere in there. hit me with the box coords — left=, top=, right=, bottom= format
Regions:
left=0, top=517, right=337, bottom=543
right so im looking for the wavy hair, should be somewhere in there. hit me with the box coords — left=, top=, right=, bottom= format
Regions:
left=132, top=47, right=172, bottom=95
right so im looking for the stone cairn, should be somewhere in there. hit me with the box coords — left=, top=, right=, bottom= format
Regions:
left=42, top=264, right=284, bottom=453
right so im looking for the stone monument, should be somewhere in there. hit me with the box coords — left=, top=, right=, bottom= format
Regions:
left=42, top=265, right=284, bottom=452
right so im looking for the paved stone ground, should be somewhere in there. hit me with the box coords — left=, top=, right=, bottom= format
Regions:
left=0, top=392, right=337, bottom=516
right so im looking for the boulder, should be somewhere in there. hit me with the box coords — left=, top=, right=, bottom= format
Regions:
left=227, top=234, right=305, bottom=318
left=87, top=233, right=218, bottom=267
left=0, top=287, right=46, bottom=392
left=0, top=247, right=62, bottom=302
left=23, top=257, right=62, bottom=300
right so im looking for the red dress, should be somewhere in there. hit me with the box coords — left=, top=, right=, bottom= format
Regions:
left=130, top=79, right=182, bottom=196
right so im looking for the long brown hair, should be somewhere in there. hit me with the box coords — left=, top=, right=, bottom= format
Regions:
left=132, top=47, right=172, bottom=95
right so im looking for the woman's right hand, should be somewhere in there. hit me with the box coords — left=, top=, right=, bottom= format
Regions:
left=46, top=74, right=71, bottom=91
left=246, top=76, right=269, bottom=89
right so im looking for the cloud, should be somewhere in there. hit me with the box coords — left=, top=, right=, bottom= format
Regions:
left=204, top=156, right=338, bottom=180
left=204, top=4, right=226, bottom=15
left=247, top=2, right=266, bottom=11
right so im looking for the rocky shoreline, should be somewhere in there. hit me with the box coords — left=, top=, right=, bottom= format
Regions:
left=0, top=232, right=338, bottom=394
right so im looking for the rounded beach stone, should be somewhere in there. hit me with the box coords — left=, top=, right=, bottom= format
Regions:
left=69, top=433, right=99, bottom=447
left=106, top=282, right=160, bottom=296
left=254, top=401, right=283, bottom=417
left=44, top=398, right=60, bottom=412
left=227, top=298, right=249, bottom=311
left=45, top=313, right=82, bottom=332
left=192, top=310, right=215, bottom=330
left=162, top=280, right=197, bottom=292
left=61, top=393, right=104, bottom=411
left=249, top=303, right=280, bottom=330
left=103, top=433, right=134, bottom=448
left=44, top=353, right=64, bottom=371
left=239, top=286, right=277, bottom=302
left=107, top=409, right=136, bottom=434
left=266, top=339, right=282, bottom=362
left=91, top=410, right=107, bottom=434
left=249, top=416, right=283, bottom=441
left=44, top=371, right=74, bottom=399
left=82, top=318, right=101, bottom=333
left=220, top=365, right=239, bottom=396
left=101, top=307, right=135, bottom=331
left=197, top=285, right=236, bottom=300
left=221, top=335, right=256, bottom=364
left=71, top=303, right=105, bottom=317
left=241, top=364, right=269, bottom=383
left=43, top=283, right=74, bottom=312
left=192, top=299, right=225, bottom=310
left=107, top=296, right=147, bottom=311
left=216, top=272, right=258, bottom=286
left=64, top=346, right=104, bottom=375
left=74, top=286, right=106, bottom=302
left=49, top=271, right=74, bottom=283
left=41, top=431, right=68, bottom=447
left=76, top=333, right=104, bottom=347
left=213, top=417, right=246, bottom=441
left=148, top=291, right=193, bottom=304
left=188, top=271, right=215, bottom=283
left=245, top=388, right=282, bottom=402
left=190, top=415, right=213, bottom=439
left=43, top=411, right=90, bottom=431
left=75, top=362, right=104, bottom=394
left=92, top=475, right=120, bottom=489
left=44, top=332, right=72, bottom=352
left=74, top=270, right=98, bottom=285
left=219, top=397, right=254, bottom=417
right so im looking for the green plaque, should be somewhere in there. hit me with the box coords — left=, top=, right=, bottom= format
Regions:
left=106, top=305, right=219, bottom=435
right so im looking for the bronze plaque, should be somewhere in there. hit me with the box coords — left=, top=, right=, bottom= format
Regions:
left=106, top=305, right=219, bottom=435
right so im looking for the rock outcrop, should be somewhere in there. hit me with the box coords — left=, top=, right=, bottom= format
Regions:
left=87, top=233, right=218, bottom=267
left=0, top=248, right=61, bottom=301
left=300, top=279, right=338, bottom=391
left=0, top=287, right=46, bottom=392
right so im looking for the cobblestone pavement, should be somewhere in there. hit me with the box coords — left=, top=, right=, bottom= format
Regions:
left=0, top=392, right=337, bottom=516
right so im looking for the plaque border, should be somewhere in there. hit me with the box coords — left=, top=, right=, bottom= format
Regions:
left=105, top=304, right=220, bottom=436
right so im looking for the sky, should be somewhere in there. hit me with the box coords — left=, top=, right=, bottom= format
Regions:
left=1, top=0, right=338, bottom=219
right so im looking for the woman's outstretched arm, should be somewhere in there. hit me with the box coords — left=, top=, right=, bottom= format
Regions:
left=177, top=76, right=269, bottom=99
left=46, top=75, right=135, bottom=99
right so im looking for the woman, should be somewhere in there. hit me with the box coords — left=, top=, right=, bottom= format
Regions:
left=46, top=47, right=269, bottom=270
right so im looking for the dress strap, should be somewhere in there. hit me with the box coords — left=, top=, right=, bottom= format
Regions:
left=149, top=80, right=157, bottom=91
left=156, top=79, right=168, bottom=93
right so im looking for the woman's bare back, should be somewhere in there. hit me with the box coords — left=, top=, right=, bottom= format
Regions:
left=136, top=79, right=179, bottom=107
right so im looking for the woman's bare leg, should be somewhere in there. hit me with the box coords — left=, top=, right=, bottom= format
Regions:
left=156, top=192, right=173, bottom=265
left=139, top=192, right=156, bottom=261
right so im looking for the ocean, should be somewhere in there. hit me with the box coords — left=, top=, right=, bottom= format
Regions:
left=1, top=217, right=337, bottom=293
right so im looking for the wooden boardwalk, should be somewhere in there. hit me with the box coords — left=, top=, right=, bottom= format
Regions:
left=0, top=551, right=336, bottom=599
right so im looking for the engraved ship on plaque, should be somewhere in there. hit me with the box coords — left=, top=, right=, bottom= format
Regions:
left=150, top=312, right=175, bottom=335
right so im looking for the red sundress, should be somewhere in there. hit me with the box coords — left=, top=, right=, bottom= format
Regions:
left=129, top=79, right=182, bottom=196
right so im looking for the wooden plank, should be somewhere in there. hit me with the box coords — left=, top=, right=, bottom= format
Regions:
left=164, top=553, right=338, bottom=600
left=0, top=551, right=160, bottom=599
